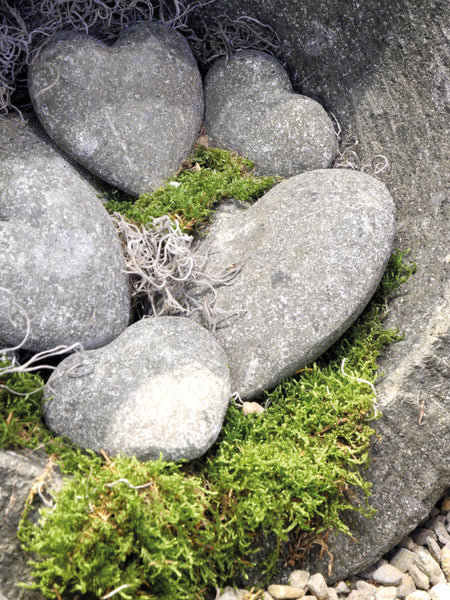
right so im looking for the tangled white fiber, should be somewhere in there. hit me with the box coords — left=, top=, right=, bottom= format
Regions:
left=112, top=212, right=242, bottom=331
left=0, top=287, right=90, bottom=395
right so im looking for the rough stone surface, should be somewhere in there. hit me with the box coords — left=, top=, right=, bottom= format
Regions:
left=29, top=22, right=203, bottom=197
left=204, top=50, right=336, bottom=178
left=408, top=566, right=430, bottom=591
left=289, top=571, right=311, bottom=590
left=391, top=549, right=417, bottom=573
left=397, top=574, right=417, bottom=599
left=0, top=450, right=63, bottom=599
left=307, top=574, right=329, bottom=600
left=414, top=552, right=446, bottom=586
left=43, top=317, right=231, bottom=462
left=372, top=565, right=404, bottom=586
left=442, top=549, right=450, bottom=581
left=0, top=116, right=130, bottom=353
left=195, top=0, right=450, bottom=583
left=194, top=169, right=395, bottom=398
left=267, top=585, right=305, bottom=599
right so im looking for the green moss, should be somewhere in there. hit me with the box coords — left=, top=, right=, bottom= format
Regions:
left=3, top=249, right=414, bottom=599
left=103, top=146, right=280, bottom=231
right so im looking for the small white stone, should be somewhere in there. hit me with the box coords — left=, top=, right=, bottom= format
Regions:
left=441, top=547, right=450, bottom=580
left=426, top=538, right=442, bottom=564
left=397, top=573, right=417, bottom=599
left=289, top=570, right=311, bottom=590
left=372, top=564, right=404, bottom=586
left=267, top=584, right=305, bottom=599
left=405, top=592, right=431, bottom=600
left=391, top=549, right=417, bottom=573
left=328, top=588, right=339, bottom=600
left=414, top=551, right=446, bottom=586
left=435, top=522, right=450, bottom=546
left=409, top=565, right=430, bottom=591
left=217, top=587, right=241, bottom=600
left=334, top=582, right=351, bottom=595
left=242, top=401, right=265, bottom=416
left=430, top=583, right=450, bottom=600
left=375, top=587, right=397, bottom=600
left=307, top=573, right=329, bottom=600
left=347, top=589, right=375, bottom=600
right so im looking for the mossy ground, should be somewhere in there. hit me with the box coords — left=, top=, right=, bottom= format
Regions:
left=0, top=148, right=415, bottom=599
left=102, top=145, right=280, bottom=232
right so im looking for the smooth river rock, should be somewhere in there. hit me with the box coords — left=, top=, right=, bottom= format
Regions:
left=29, top=22, right=204, bottom=196
left=194, top=168, right=395, bottom=399
left=204, top=50, right=337, bottom=178
left=0, top=116, right=130, bottom=353
left=43, top=317, right=231, bottom=462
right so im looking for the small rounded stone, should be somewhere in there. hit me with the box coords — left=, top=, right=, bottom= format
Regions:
left=267, top=584, right=305, bottom=599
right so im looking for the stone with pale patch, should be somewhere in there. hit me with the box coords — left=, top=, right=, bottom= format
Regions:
left=0, top=116, right=130, bottom=353
left=43, top=317, right=231, bottom=462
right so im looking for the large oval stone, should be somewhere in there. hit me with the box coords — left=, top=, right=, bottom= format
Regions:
left=28, top=22, right=204, bottom=197
left=193, top=168, right=395, bottom=399
left=0, top=116, right=130, bottom=353
left=204, top=50, right=337, bottom=178
left=43, top=317, right=231, bottom=462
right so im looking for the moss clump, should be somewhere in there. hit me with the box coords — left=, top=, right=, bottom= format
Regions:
left=103, top=146, right=280, bottom=231
left=3, top=252, right=415, bottom=600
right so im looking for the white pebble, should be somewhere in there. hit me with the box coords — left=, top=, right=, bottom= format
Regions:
left=430, top=582, right=450, bottom=600
left=267, top=584, right=305, bottom=599
left=372, top=564, right=404, bottom=586
left=307, top=573, right=329, bottom=600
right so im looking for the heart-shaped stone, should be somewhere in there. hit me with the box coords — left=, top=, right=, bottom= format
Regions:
left=204, top=51, right=337, bottom=178
left=193, top=168, right=396, bottom=399
left=29, top=23, right=204, bottom=197
left=44, top=317, right=231, bottom=462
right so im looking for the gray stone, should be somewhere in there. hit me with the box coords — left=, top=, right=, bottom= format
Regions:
left=429, top=583, right=450, bottom=600
left=43, top=317, right=231, bottom=462
left=218, top=587, right=242, bottom=600
left=29, top=22, right=203, bottom=197
left=397, top=574, right=417, bottom=599
left=414, top=552, right=446, bottom=586
left=408, top=566, right=430, bottom=591
left=307, top=573, right=329, bottom=600
left=0, top=450, right=63, bottom=599
left=0, top=116, right=130, bottom=353
left=434, top=522, right=450, bottom=546
left=426, top=538, right=442, bottom=564
left=391, top=549, right=417, bottom=573
left=204, top=50, right=336, bottom=178
left=372, top=564, right=407, bottom=586
left=194, top=169, right=394, bottom=398
left=414, top=532, right=437, bottom=547
left=195, top=0, right=450, bottom=584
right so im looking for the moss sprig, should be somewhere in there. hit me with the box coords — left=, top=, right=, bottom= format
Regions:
left=103, top=146, right=280, bottom=232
